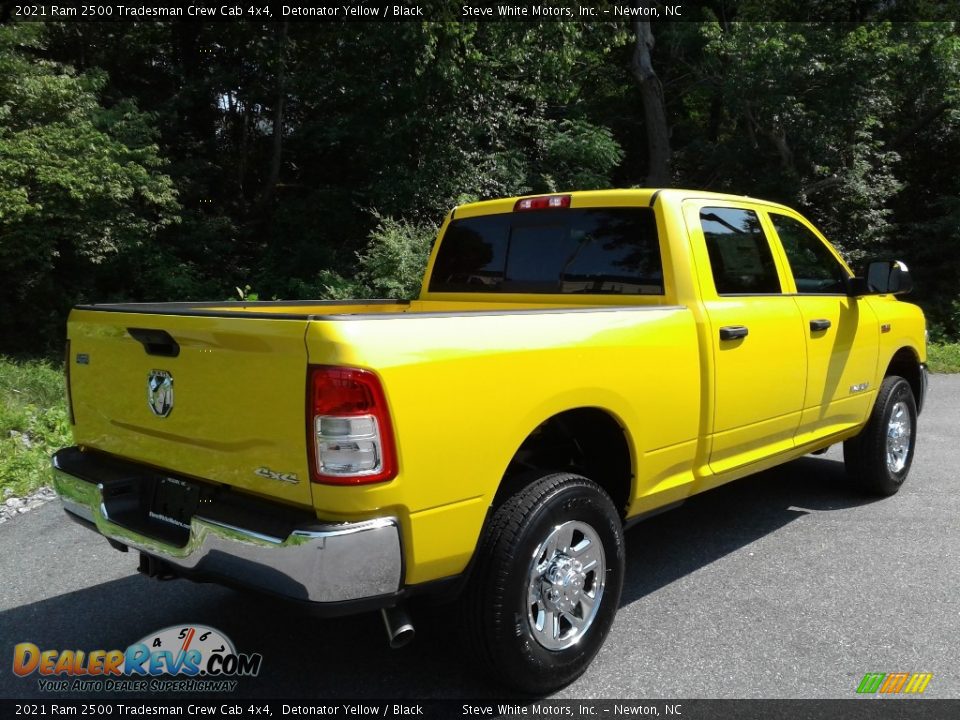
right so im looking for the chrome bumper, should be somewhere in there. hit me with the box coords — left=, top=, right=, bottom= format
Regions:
left=52, top=452, right=403, bottom=604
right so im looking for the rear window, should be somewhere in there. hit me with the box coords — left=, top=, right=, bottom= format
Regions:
left=428, top=208, right=663, bottom=295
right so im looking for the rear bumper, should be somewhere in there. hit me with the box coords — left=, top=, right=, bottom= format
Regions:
left=51, top=448, right=403, bottom=606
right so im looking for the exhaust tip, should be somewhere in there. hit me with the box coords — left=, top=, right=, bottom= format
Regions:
left=388, top=625, right=416, bottom=649
left=381, top=606, right=416, bottom=649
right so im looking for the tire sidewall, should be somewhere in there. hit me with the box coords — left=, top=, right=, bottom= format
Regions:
left=490, top=479, right=625, bottom=692
left=880, top=378, right=918, bottom=488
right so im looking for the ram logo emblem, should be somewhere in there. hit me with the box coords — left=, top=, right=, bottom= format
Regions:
left=147, top=370, right=174, bottom=418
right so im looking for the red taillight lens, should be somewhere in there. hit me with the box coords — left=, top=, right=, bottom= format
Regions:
left=311, top=366, right=381, bottom=416
left=307, top=366, right=397, bottom=485
left=514, top=194, right=571, bottom=211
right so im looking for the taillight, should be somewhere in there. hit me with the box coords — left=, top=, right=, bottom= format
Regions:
left=514, top=194, right=571, bottom=211
left=307, top=366, right=397, bottom=485
left=65, top=340, right=75, bottom=425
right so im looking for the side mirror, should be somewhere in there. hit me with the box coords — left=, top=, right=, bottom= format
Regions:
left=847, top=260, right=914, bottom=296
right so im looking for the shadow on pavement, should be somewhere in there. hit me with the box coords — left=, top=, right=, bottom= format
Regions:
left=620, top=455, right=878, bottom=607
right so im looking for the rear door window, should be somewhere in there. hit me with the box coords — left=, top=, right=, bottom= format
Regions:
left=429, top=208, right=663, bottom=295
left=700, top=207, right=782, bottom=295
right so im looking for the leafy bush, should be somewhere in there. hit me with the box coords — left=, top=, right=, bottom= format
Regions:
left=537, top=120, right=625, bottom=192
left=0, top=357, right=70, bottom=498
left=0, top=25, right=179, bottom=355
left=317, top=214, right=436, bottom=300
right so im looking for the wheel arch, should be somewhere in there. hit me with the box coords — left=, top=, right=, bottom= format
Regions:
left=492, top=406, right=635, bottom=518
left=884, top=345, right=924, bottom=412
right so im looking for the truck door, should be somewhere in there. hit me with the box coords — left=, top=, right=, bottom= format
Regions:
left=764, top=211, right=880, bottom=445
left=683, top=202, right=807, bottom=475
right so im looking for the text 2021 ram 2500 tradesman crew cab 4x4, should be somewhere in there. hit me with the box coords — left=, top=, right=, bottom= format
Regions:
left=53, top=189, right=927, bottom=692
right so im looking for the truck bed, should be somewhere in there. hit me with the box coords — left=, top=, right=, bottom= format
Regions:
left=67, top=298, right=695, bottom=521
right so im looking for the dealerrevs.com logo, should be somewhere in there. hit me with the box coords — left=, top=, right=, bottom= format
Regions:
left=856, top=672, right=933, bottom=695
left=13, top=625, right=263, bottom=693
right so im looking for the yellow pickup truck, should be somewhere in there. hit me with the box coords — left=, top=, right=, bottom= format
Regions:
left=53, top=189, right=927, bottom=693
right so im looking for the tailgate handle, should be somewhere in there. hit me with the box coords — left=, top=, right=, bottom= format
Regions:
left=127, top=328, right=180, bottom=357
left=719, top=325, right=749, bottom=341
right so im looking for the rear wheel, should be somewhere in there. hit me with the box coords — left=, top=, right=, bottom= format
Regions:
left=843, top=375, right=918, bottom=496
left=464, top=473, right=625, bottom=695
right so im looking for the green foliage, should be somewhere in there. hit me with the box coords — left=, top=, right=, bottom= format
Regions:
left=353, top=214, right=437, bottom=299
left=1, top=15, right=958, bottom=348
left=927, top=343, right=960, bottom=374
left=0, top=357, right=70, bottom=498
left=693, top=22, right=906, bottom=253
left=537, top=120, right=625, bottom=192
left=0, top=24, right=179, bottom=354
left=233, top=285, right=260, bottom=302
left=664, top=20, right=959, bottom=333
left=926, top=296, right=960, bottom=344
left=316, top=214, right=437, bottom=300
left=277, top=22, right=627, bottom=221
left=311, top=270, right=362, bottom=302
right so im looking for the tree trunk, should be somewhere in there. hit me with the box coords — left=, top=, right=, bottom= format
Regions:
left=631, top=17, right=671, bottom=187
left=239, top=101, right=250, bottom=197
left=744, top=105, right=796, bottom=175
left=262, top=21, right=289, bottom=206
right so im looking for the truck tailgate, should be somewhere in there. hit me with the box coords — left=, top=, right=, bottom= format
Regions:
left=67, top=309, right=313, bottom=508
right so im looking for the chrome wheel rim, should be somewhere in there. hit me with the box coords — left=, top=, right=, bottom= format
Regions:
left=526, top=520, right=605, bottom=651
left=886, top=401, right=912, bottom=474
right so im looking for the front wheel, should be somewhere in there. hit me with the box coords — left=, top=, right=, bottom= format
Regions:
left=843, top=375, right=918, bottom=496
left=463, top=473, right=625, bottom=694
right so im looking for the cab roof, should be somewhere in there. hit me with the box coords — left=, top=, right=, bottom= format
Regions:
left=452, top=188, right=795, bottom=219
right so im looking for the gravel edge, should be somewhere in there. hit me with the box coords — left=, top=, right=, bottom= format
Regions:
left=0, top=486, right=58, bottom=524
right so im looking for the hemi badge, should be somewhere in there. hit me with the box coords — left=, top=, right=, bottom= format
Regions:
left=881, top=323, right=891, bottom=333
left=850, top=382, right=870, bottom=394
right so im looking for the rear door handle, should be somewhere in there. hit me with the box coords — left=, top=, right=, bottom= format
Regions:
left=719, top=325, right=749, bottom=341
left=810, top=319, right=832, bottom=332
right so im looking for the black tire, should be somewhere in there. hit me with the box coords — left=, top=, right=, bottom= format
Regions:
left=463, top=473, right=625, bottom=695
left=843, top=375, right=918, bottom=496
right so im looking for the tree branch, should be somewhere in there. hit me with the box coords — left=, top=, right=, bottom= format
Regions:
left=803, top=176, right=843, bottom=196
left=892, top=101, right=951, bottom=148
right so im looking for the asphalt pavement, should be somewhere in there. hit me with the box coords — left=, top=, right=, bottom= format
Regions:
left=1, top=375, right=957, bottom=699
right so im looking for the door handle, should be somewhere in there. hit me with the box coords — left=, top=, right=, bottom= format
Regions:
left=809, top=318, right=832, bottom=332
left=719, top=325, right=749, bottom=341
left=127, top=328, right=181, bottom=357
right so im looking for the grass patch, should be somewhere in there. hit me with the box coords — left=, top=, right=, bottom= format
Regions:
left=928, top=343, right=960, bottom=374
left=0, top=357, right=71, bottom=499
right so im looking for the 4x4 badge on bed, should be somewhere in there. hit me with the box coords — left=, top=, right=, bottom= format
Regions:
left=147, top=370, right=174, bottom=417
left=254, top=466, right=299, bottom=484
